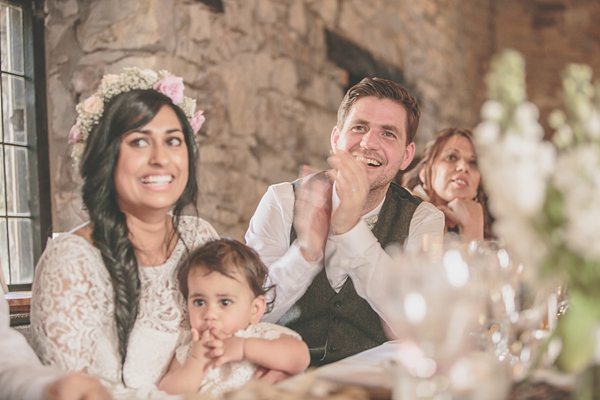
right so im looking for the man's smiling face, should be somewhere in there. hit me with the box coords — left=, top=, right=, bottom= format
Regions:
left=331, top=96, right=415, bottom=193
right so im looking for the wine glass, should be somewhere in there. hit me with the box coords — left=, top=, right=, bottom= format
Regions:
left=467, top=240, right=557, bottom=381
left=383, top=241, right=512, bottom=400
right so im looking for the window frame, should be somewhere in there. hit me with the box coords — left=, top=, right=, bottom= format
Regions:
left=1, top=0, right=50, bottom=292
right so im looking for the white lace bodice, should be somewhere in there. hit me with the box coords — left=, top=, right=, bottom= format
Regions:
left=175, top=322, right=301, bottom=397
left=31, top=216, right=219, bottom=398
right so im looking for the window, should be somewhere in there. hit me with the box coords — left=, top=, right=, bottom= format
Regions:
left=0, top=0, right=49, bottom=291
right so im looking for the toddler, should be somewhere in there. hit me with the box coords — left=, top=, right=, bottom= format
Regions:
left=158, top=238, right=310, bottom=396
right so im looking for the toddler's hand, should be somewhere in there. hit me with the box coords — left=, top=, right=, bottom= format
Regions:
left=204, top=328, right=244, bottom=368
left=189, top=327, right=212, bottom=360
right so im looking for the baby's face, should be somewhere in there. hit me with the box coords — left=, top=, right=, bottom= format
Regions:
left=186, top=269, right=265, bottom=335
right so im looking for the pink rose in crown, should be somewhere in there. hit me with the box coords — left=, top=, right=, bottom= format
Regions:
left=153, top=75, right=184, bottom=105
left=81, top=95, right=103, bottom=115
left=190, top=109, right=206, bottom=134
left=68, top=124, right=83, bottom=144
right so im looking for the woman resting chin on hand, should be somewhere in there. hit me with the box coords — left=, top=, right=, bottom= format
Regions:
left=403, top=128, right=492, bottom=241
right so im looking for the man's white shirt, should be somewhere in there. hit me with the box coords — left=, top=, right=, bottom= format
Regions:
left=245, top=182, right=444, bottom=327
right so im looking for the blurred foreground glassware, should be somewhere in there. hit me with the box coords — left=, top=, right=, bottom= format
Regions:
left=384, top=240, right=512, bottom=400
left=467, top=240, right=559, bottom=381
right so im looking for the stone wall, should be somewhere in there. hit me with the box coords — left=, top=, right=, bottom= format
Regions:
left=493, top=0, right=600, bottom=137
left=44, top=0, right=495, bottom=239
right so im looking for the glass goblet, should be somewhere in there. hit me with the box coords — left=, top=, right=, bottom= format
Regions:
left=384, top=242, right=510, bottom=400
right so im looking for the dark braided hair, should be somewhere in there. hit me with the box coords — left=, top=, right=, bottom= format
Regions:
left=80, top=89, right=199, bottom=380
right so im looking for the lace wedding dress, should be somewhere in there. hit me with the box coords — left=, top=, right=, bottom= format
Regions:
left=31, top=216, right=218, bottom=399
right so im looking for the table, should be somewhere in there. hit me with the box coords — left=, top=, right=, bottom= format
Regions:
left=278, top=341, right=572, bottom=400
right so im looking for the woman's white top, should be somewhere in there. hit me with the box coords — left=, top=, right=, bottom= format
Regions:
left=31, top=216, right=219, bottom=399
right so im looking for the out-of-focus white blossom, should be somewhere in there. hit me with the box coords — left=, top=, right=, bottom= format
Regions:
left=548, top=110, right=567, bottom=129
left=552, top=125, right=574, bottom=149
left=480, top=100, right=505, bottom=122
left=484, top=49, right=527, bottom=120
left=474, top=120, right=500, bottom=146
left=586, top=110, right=600, bottom=139
left=476, top=49, right=600, bottom=373
left=513, top=102, right=544, bottom=140
left=553, top=148, right=600, bottom=259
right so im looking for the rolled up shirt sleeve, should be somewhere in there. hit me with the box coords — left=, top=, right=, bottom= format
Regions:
left=245, top=183, right=324, bottom=323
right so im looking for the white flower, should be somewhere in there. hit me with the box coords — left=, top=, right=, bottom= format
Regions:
left=474, top=120, right=500, bottom=147
left=138, top=68, right=158, bottom=82
left=513, top=102, right=543, bottom=139
left=493, top=216, right=548, bottom=271
left=586, top=110, right=600, bottom=139
left=478, top=50, right=600, bottom=374
left=552, top=125, right=574, bottom=149
left=480, top=100, right=505, bottom=122
left=548, top=110, right=566, bottom=129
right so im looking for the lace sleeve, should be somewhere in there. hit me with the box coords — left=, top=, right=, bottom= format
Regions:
left=180, top=216, right=220, bottom=248
left=31, top=235, right=119, bottom=380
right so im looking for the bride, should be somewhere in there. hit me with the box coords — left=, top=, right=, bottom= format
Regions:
left=31, top=69, right=218, bottom=396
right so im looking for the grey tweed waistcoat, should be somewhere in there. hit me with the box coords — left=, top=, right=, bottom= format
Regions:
left=277, top=173, right=422, bottom=366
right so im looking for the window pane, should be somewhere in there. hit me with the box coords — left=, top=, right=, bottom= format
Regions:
left=8, top=218, right=33, bottom=284
left=0, top=3, right=24, bottom=74
left=0, top=81, right=3, bottom=142
left=5, top=145, right=30, bottom=214
left=1, top=74, right=27, bottom=144
left=0, top=148, right=4, bottom=214
left=0, top=218, right=8, bottom=283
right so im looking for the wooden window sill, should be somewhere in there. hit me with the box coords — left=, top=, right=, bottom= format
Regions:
left=5, top=291, right=31, bottom=315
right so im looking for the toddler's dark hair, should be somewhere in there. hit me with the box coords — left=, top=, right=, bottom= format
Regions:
left=177, top=238, right=275, bottom=313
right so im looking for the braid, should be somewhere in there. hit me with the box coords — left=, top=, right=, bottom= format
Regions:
left=81, top=98, right=141, bottom=375
left=90, top=205, right=140, bottom=369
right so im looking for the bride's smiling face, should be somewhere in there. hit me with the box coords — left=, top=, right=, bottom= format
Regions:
left=114, top=105, right=189, bottom=215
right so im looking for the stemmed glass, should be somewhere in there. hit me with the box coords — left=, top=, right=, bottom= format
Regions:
left=467, top=240, right=557, bottom=381
left=383, top=240, right=512, bottom=400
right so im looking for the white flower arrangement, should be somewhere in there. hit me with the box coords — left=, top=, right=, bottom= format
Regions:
left=69, top=67, right=205, bottom=163
left=474, top=49, right=600, bottom=373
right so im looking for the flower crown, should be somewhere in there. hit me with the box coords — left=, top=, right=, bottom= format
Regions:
left=68, top=67, right=205, bottom=163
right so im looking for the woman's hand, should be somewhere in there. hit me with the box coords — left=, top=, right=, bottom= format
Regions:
left=437, top=198, right=484, bottom=241
left=44, top=373, right=113, bottom=400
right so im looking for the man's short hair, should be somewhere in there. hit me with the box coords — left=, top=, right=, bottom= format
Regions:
left=337, top=77, right=420, bottom=144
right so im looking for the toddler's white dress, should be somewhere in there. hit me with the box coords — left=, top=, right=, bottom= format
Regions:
left=175, top=322, right=302, bottom=397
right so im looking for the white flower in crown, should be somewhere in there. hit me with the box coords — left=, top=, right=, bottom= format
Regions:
left=68, top=67, right=205, bottom=163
